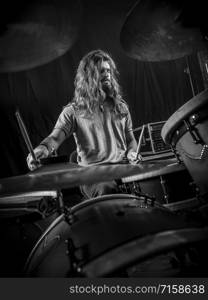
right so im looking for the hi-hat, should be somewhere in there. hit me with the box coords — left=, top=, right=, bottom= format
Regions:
left=0, top=0, right=82, bottom=72
left=120, top=0, right=207, bottom=61
left=0, top=159, right=180, bottom=196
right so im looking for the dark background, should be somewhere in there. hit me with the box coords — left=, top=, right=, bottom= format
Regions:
left=0, top=0, right=205, bottom=178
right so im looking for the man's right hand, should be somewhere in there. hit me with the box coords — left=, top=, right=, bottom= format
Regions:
left=27, top=145, right=49, bottom=171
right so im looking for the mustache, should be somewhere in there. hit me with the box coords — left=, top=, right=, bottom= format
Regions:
left=101, top=77, right=111, bottom=82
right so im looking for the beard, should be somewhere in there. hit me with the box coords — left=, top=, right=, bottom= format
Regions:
left=101, top=80, right=113, bottom=97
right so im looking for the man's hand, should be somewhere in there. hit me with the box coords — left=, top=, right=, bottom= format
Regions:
left=26, top=145, right=49, bottom=171
left=127, top=150, right=142, bottom=164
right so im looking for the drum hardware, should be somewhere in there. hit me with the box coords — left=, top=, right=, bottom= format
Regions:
left=25, top=195, right=170, bottom=277
left=62, top=208, right=87, bottom=277
left=120, top=160, right=198, bottom=206
left=189, top=114, right=199, bottom=126
left=35, top=190, right=64, bottom=218
left=159, top=176, right=169, bottom=204
left=117, top=179, right=141, bottom=195
left=62, top=206, right=78, bottom=225
left=24, top=194, right=208, bottom=277
left=0, top=190, right=61, bottom=277
left=189, top=182, right=200, bottom=200
left=162, top=89, right=208, bottom=196
left=170, top=145, right=182, bottom=164
left=117, top=180, right=156, bottom=207
left=177, top=141, right=208, bottom=161
left=170, top=124, right=208, bottom=161
left=38, top=191, right=64, bottom=218
left=125, top=195, right=156, bottom=208
left=0, top=190, right=63, bottom=219
left=183, top=120, right=203, bottom=145
left=199, top=145, right=208, bottom=160
left=63, top=209, right=81, bottom=276
left=65, top=236, right=84, bottom=277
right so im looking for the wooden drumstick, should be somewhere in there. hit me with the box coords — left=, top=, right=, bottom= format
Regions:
left=136, top=124, right=145, bottom=160
left=15, top=110, right=38, bottom=164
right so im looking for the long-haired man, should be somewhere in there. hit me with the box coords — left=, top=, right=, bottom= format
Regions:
left=27, top=50, right=138, bottom=198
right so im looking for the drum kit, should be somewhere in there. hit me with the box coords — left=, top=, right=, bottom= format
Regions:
left=0, top=0, right=208, bottom=277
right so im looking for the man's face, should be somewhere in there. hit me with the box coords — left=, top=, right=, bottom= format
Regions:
left=100, top=61, right=112, bottom=93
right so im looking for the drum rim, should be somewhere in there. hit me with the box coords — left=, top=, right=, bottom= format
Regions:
left=0, top=190, right=58, bottom=201
left=161, top=89, right=208, bottom=144
left=24, top=213, right=65, bottom=274
left=82, top=226, right=208, bottom=277
left=70, top=193, right=143, bottom=212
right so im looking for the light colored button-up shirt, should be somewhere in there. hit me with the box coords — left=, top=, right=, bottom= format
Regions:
left=54, top=102, right=133, bottom=166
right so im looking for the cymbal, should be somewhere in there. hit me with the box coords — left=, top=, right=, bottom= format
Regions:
left=0, top=0, right=82, bottom=72
left=0, top=159, right=180, bottom=196
left=120, top=0, right=207, bottom=61
left=121, top=159, right=185, bottom=183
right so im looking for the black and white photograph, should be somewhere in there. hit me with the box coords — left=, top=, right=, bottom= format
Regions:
left=0, top=0, right=208, bottom=294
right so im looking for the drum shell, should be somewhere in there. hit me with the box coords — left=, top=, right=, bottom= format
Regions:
left=138, top=168, right=195, bottom=204
left=24, top=194, right=203, bottom=277
left=162, top=89, right=208, bottom=196
left=119, top=167, right=196, bottom=205
left=175, top=119, right=208, bottom=195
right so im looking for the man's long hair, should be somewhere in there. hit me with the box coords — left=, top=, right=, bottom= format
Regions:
left=71, top=49, right=127, bottom=116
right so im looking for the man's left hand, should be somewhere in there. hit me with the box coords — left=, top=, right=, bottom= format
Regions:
left=127, top=151, right=142, bottom=163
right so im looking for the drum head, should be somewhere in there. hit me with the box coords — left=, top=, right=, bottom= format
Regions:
left=162, top=89, right=208, bottom=144
left=24, top=194, right=208, bottom=277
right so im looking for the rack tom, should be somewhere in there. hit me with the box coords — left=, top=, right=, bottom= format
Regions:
left=162, top=89, right=208, bottom=197
left=119, top=159, right=197, bottom=210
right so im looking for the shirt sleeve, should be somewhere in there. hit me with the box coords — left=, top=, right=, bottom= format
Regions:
left=124, top=105, right=133, bottom=133
left=54, top=105, right=76, bottom=137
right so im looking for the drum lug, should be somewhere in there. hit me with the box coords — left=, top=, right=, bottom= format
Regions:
left=171, top=145, right=183, bottom=164
left=75, top=266, right=83, bottom=275
left=183, top=120, right=203, bottom=144
left=189, top=114, right=199, bottom=126
left=63, top=207, right=77, bottom=225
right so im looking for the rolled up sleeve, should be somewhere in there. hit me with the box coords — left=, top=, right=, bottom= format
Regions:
left=54, top=105, right=76, bottom=137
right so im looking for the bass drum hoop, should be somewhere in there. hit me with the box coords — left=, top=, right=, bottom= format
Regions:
left=70, top=193, right=163, bottom=212
left=24, top=193, right=178, bottom=277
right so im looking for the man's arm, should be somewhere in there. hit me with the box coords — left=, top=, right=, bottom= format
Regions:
left=123, top=105, right=138, bottom=161
left=126, top=130, right=138, bottom=161
left=27, top=128, right=66, bottom=170
left=27, top=105, right=75, bottom=170
left=40, top=128, right=66, bottom=155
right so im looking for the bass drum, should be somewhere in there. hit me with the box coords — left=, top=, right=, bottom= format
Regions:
left=24, top=194, right=208, bottom=277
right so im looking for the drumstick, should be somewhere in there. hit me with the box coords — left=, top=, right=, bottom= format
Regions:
left=136, top=124, right=145, bottom=160
left=15, top=110, right=38, bottom=164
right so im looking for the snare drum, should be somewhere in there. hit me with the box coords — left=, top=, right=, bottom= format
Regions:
left=0, top=190, right=62, bottom=276
left=162, top=89, right=208, bottom=197
left=119, top=159, right=197, bottom=210
left=24, top=193, right=207, bottom=277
